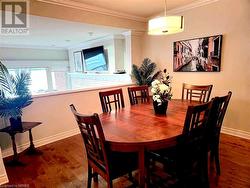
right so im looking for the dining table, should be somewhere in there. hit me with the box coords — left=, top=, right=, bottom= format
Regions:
left=99, top=99, right=198, bottom=188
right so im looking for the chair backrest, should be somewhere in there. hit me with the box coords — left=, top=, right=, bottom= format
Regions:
left=182, top=83, right=213, bottom=103
left=128, top=85, right=150, bottom=105
left=176, top=100, right=214, bottom=186
left=209, top=91, right=232, bottom=139
left=70, top=104, right=110, bottom=175
left=99, top=88, right=125, bottom=113
left=183, top=100, right=214, bottom=134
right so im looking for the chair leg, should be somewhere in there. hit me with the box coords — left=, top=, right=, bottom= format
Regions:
left=128, top=171, right=133, bottom=180
left=202, top=154, right=209, bottom=188
left=107, top=179, right=113, bottom=188
left=214, top=147, right=221, bottom=175
left=128, top=171, right=135, bottom=185
left=93, top=172, right=98, bottom=182
left=87, top=166, right=92, bottom=188
left=210, top=149, right=214, bottom=162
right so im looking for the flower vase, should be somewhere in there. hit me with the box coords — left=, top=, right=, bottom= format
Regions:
left=9, top=116, right=23, bottom=131
left=153, top=101, right=168, bottom=115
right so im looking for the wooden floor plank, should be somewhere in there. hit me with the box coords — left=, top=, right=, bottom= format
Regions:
left=3, top=133, right=250, bottom=188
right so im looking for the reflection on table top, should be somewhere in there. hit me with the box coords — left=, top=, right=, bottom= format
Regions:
left=100, top=99, right=199, bottom=148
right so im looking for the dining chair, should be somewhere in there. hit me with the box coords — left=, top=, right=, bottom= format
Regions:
left=99, top=88, right=125, bottom=112
left=182, top=83, right=213, bottom=103
left=208, top=91, right=232, bottom=175
left=70, top=104, right=137, bottom=188
left=146, top=100, right=214, bottom=188
left=127, top=85, right=150, bottom=105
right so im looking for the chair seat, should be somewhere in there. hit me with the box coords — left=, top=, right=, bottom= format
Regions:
left=147, top=146, right=209, bottom=188
left=108, top=152, right=138, bottom=179
left=147, top=147, right=177, bottom=174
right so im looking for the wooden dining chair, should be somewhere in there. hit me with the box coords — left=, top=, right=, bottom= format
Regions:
left=182, top=83, right=213, bottom=103
left=99, top=88, right=125, bottom=113
left=208, top=91, right=232, bottom=175
left=147, top=100, right=214, bottom=188
left=70, top=104, right=137, bottom=188
left=128, top=85, right=150, bottom=105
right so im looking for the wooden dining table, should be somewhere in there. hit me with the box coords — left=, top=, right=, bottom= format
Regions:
left=99, top=99, right=198, bottom=187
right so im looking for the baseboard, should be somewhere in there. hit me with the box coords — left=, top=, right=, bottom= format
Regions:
left=0, top=173, right=8, bottom=185
left=2, top=128, right=80, bottom=158
left=222, top=127, right=250, bottom=140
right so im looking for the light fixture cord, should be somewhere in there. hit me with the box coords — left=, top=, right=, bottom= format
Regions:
left=164, top=0, right=167, bottom=16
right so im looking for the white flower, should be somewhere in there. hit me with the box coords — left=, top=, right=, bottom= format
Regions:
left=151, top=80, right=160, bottom=88
left=151, top=70, right=172, bottom=103
left=159, top=84, right=169, bottom=94
left=156, top=99, right=162, bottom=103
left=153, top=95, right=160, bottom=101
left=151, top=88, right=157, bottom=94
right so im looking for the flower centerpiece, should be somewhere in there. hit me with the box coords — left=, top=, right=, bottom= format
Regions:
left=151, top=69, right=172, bottom=115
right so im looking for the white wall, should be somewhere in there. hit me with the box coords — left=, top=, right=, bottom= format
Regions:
left=0, top=47, right=68, bottom=60
left=142, top=0, right=250, bottom=133
left=0, top=47, right=69, bottom=71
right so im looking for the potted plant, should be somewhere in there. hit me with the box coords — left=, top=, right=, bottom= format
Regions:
left=132, top=58, right=161, bottom=86
left=151, top=69, right=172, bottom=115
left=0, top=60, right=33, bottom=131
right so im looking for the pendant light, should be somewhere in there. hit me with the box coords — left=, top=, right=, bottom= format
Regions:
left=148, top=0, right=184, bottom=35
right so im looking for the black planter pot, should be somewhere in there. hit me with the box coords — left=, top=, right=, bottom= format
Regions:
left=153, top=101, right=168, bottom=115
left=9, top=116, right=23, bottom=131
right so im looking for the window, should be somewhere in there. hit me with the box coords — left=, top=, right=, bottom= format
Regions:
left=30, top=68, right=48, bottom=94
left=8, top=68, right=49, bottom=94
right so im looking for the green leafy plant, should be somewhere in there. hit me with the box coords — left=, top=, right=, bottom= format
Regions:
left=132, top=58, right=161, bottom=86
left=0, top=60, right=33, bottom=118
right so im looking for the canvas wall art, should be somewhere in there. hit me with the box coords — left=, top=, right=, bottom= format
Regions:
left=173, top=35, right=222, bottom=72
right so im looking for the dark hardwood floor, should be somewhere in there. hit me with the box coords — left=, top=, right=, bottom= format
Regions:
left=3, top=133, right=250, bottom=188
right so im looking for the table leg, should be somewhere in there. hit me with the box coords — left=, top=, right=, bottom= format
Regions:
left=25, top=129, right=42, bottom=155
left=29, top=129, right=35, bottom=150
left=5, top=134, right=25, bottom=166
left=11, top=135, right=18, bottom=161
left=138, top=149, right=146, bottom=188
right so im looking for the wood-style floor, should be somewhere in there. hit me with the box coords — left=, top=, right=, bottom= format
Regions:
left=3, top=133, right=250, bottom=188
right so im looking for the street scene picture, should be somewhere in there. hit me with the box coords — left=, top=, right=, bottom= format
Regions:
left=173, top=35, right=222, bottom=72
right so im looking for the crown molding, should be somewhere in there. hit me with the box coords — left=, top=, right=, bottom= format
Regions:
left=168, top=0, right=219, bottom=15
left=36, top=0, right=147, bottom=23
left=148, top=0, right=219, bottom=19
left=0, top=44, right=68, bottom=50
left=131, top=30, right=146, bottom=36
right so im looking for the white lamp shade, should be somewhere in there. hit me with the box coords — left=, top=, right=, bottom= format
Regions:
left=148, top=16, right=184, bottom=35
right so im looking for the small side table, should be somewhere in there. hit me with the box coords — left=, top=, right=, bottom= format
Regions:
left=0, top=122, right=42, bottom=166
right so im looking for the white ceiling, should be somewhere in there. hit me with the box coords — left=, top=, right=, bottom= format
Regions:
left=73, top=0, right=199, bottom=18
left=0, top=15, right=127, bottom=49
left=0, top=0, right=208, bottom=49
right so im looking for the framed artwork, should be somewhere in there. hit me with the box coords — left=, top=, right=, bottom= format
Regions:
left=73, top=51, right=83, bottom=72
left=173, top=35, right=222, bottom=72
